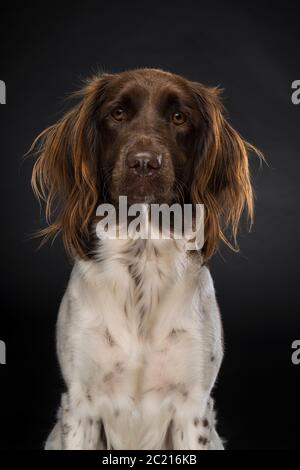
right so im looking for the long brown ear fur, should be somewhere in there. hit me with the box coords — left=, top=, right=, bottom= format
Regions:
left=190, top=83, right=264, bottom=261
left=30, top=74, right=112, bottom=258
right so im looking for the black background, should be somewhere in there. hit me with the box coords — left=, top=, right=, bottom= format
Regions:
left=0, top=1, right=299, bottom=450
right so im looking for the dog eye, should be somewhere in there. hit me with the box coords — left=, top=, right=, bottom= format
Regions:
left=111, top=107, right=126, bottom=122
left=172, top=111, right=187, bottom=125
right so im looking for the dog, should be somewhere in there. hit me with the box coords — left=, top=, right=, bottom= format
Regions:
left=31, top=68, right=260, bottom=450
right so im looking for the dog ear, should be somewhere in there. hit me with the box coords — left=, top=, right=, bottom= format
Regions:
left=31, top=73, right=113, bottom=257
left=189, top=82, right=263, bottom=260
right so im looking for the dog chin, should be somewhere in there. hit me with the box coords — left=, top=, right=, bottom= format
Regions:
left=125, top=189, right=177, bottom=205
left=109, top=188, right=173, bottom=205
left=126, top=193, right=157, bottom=204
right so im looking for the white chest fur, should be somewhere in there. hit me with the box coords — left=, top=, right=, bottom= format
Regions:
left=53, top=238, right=223, bottom=450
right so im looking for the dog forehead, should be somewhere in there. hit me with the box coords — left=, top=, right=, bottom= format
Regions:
left=116, top=68, right=184, bottom=86
left=105, top=69, right=193, bottom=105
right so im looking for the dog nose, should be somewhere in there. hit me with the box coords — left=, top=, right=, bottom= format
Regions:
left=126, top=151, right=162, bottom=176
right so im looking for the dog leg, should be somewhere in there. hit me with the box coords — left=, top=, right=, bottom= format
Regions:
left=171, top=396, right=223, bottom=450
left=45, top=422, right=62, bottom=450
left=58, top=392, right=102, bottom=450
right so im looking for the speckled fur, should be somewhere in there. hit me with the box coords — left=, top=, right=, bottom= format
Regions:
left=45, top=236, right=224, bottom=450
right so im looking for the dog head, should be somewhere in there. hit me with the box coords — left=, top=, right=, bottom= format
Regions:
left=31, top=68, right=261, bottom=259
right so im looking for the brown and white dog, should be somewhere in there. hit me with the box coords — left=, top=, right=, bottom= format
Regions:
left=31, top=68, right=260, bottom=450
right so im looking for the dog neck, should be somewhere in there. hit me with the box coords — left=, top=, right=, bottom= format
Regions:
left=75, top=237, right=202, bottom=337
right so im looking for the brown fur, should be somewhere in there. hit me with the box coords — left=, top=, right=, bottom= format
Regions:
left=30, top=68, right=263, bottom=260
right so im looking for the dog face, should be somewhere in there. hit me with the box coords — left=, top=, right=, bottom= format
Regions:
left=31, top=68, right=260, bottom=259
left=98, top=70, right=201, bottom=205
